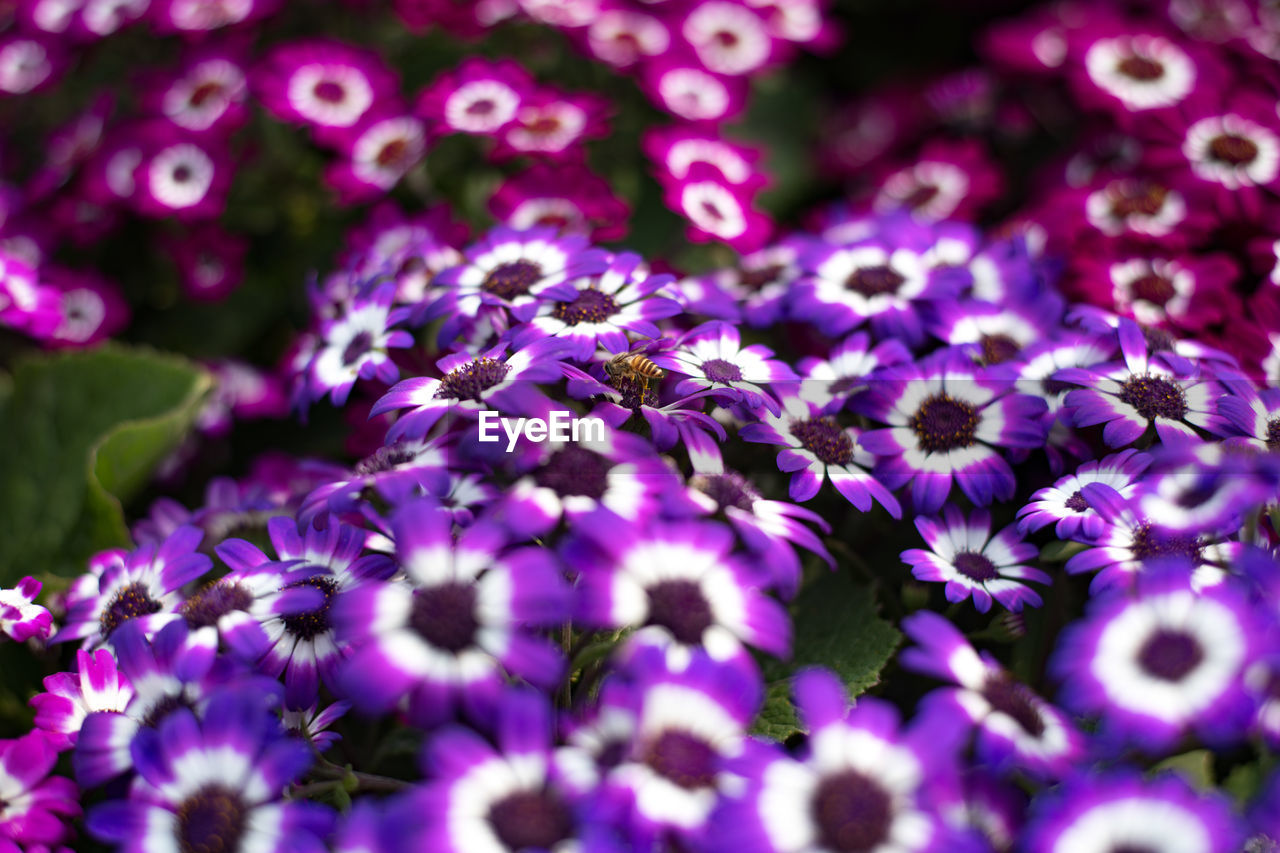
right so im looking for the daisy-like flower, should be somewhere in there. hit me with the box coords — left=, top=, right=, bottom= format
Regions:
left=796, top=332, right=912, bottom=414
left=1052, top=570, right=1262, bottom=751
left=324, top=112, right=427, bottom=204
left=1017, top=449, right=1152, bottom=541
left=30, top=648, right=134, bottom=751
left=492, top=88, right=609, bottom=159
left=644, top=126, right=769, bottom=192
left=585, top=7, right=671, bottom=67
left=1133, top=441, right=1280, bottom=538
left=657, top=321, right=797, bottom=415
left=149, top=51, right=249, bottom=134
left=216, top=516, right=395, bottom=710
left=422, top=226, right=608, bottom=340
left=853, top=351, right=1048, bottom=513
left=369, top=336, right=572, bottom=443
left=1061, top=318, right=1221, bottom=447
left=405, top=689, right=593, bottom=852
left=0, top=249, right=62, bottom=340
left=129, top=128, right=230, bottom=221
left=295, top=433, right=452, bottom=524
left=901, top=611, right=1084, bottom=779
left=490, top=162, right=631, bottom=242
left=715, top=668, right=953, bottom=853
left=927, top=300, right=1056, bottom=367
left=741, top=392, right=902, bottom=514
left=1217, top=382, right=1280, bottom=451
left=664, top=171, right=773, bottom=252
left=53, top=527, right=211, bottom=649
left=151, top=0, right=281, bottom=34
left=511, top=252, right=680, bottom=362
left=0, top=36, right=62, bottom=97
left=594, top=651, right=757, bottom=846
left=871, top=139, right=1003, bottom=223
left=0, top=576, right=53, bottom=643
left=415, top=57, right=532, bottom=137
left=1075, top=30, right=1200, bottom=115
left=296, top=279, right=413, bottom=409
left=565, top=518, right=790, bottom=670
left=0, top=732, right=80, bottom=851
left=1023, top=771, right=1242, bottom=853
left=165, top=224, right=248, bottom=302
left=334, top=500, right=571, bottom=728
left=1070, top=250, right=1239, bottom=331
left=42, top=267, right=129, bottom=348
left=641, top=55, right=748, bottom=124
left=902, top=506, right=1049, bottom=613
left=254, top=39, right=396, bottom=136
left=682, top=1, right=775, bottom=76
left=86, top=689, right=333, bottom=853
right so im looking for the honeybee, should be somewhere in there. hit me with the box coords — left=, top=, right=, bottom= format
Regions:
left=603, top=351, right=666, bottom=394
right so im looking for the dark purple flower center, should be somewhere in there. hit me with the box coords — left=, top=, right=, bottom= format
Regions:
left=176, top=785, right=246, bottom=853
left=1116, top=55, right=1164, bottom=81
left=1108, top=181, right=1169, bottom=219
left=811, top=770, right=894, bottom=853
left=375, top=138, right=411, bottom=169
left=487, top=789, right=573, bottom=852
left=702, top=358, right=744, bottom=383
left=354, top=441, right=419, bottom=476
left=466, top=98, right=496, bottom=116
left=979, top=334, right=1020, bottom=365
left=188, top=81, right=224, bottom=108
left=313, top=80, right=345, bottom=103
left=1117, top=374, right=1188, bottom=421
left=141, top=694, right=194, bottom=730
left=280, top=575, right=338, bottom=641
left=435, top=357, right=511, bottom=401
left=172, top=164, right=193, bottom=183
left=1209, top=133, right=1259, bottom=166
left=182, top=581, right=253, bottom=629
left=645, top=579, right=714, bottom=645
left=844, top=264, right=905, bottom=297
left=1129, top=522, right=1203, bottom=564
left=692, top=471, right=759, bottom=513
left=482, top=260, right=543, bottom=300
left=790, top=417, right=853, bottom=466
left=909, top=394, right=979, bottom=453
left=1065, top=490, right=1089, bottom=512
left=1142, top=325, right=1177, bottom=353
left=552, top=288, right=618, bottom=326
left=1129, top=273, right=1176, bottom=307
left=341, top=331, right=374, bottom=366
left=739, top=263, right=783, bottom=290
left=903, top=183, right=941, bottom=210
left=1138, top=629, right=1204, bottom=681
left=410, top=582, right=479, bottom=653
left=100, top=582, right=163, bottom=637
left=953, top=551, right=998, bottom=582
left=533, top=445, right=610, bottom=500
left=644, top=730, right=718, bottom=789
left=981, top=676, right=1046, bottom=737
left=1266, top=417, right=1280, bottom=450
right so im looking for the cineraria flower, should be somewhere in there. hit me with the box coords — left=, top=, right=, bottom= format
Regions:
left=1073, top=175, right=1204, bottom=245
left=902, top=506, right=1049, bottom=613
left=128, top=127, right=231, bottom=222
left=405, top=689, right=592, bottom=852
left=216, top=516, right=395, bottom=709
left=281, top=700, right=349, bottom=754
left=741, top=392, right=901, bottom=514
left=423, top=226, right=608, bottom=341
left=295, top=433, right=452, bottom=524
left=1072, top=30, right=1201, bottom=116
left=42, top=267, right=129, bottom=348
left=566, top=519, right=790, bottom=669
left=30, top=648, right=134, bottom=750
left=716, top=668, right=952, bottom=853
left=0, top=576, right=53, bottom=643
left=0, top=250, right=60, bottom=340
left=165, top=224, right=248, bottom=302
left=490, top=162, right=632, bottom=242
left=1052, top=570, right=1261, bottom=751
left=871, top=139, right=1003, bottom=223
left=1217, top=382, right=1280, bottom=451
left=512, top=252, right=680, bottom=362
left=324, top=112, right=428, bottom=203
left=254, top=39, right=397, bottom=136
left=1069, top=250, right=1239, bottom=332
left=796, top=331, right=912, bottom=414
left=370, top=337, right=571, bottom=443
left=901, top=611, right=1084, bottom=779
left=148, top=51, right=249, bottom=134
left=682, top=1, right=775, bottom=76
left=585, top=7, right=671, bottom=67
left=150, top=0, right=281, bottom=33
left=491, top=88, right=609, bottom=159
left=1061, top=318, right=1220, bottom=447
left=1023, top=771, right=1242, bottom=853
left=671, top=239, right=807, bottom=327
left=1134, top=441, right=1280, bottom=538
left=664, top=170, right=773, bottom=252
left=657, top=321, right=796, bottom=415
left=0, top=732, right=79, bottom=850
left=853, top=351, right=1048, bottom=512
left=54, top=526, right=211, bottom=649
left=86, top=689, right=333, bottom=853
left=297, top=280, right=413, bottom=408
left=334, top=501, right=571, bottom=728
left=927, top=300, right=1051, bottom=366
left=0, top=35, right=62, bottom=97
left=641, top=55, right=748, bottom=123
left=415, top=57, right=532, bottom=137
left=644, top=126, right=769, bottom=192
left=1017, top=449, right=1152, bottom=541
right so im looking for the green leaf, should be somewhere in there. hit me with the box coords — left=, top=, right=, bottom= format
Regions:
left=0, top=345, right=212, bottom=582
left=1039, top=539, right=1088, bottom=563
left=751, top=570, right=902, bottom=741
left=1153, top=750, right=1214, bottom=791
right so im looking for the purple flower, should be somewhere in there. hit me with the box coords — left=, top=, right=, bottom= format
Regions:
left=871, top=139, right=1003, bottom=223
left=0, top=577, right=52, bottom=643
left=490, top=162, right=632, bottom=242
left=492, top=87, right=610, bottom=159
left=1023, top=770, right=1242, bottom=853
left=1017, top=448, right=1152, bottom=541
left=254, top=39, right=397, bottom=137
left=0, top=733, right=80, bottom=850
left=854, top=352, right=1048, bottom=512
left=54, top=526, right=211, bottom=648
left=324, top=112, right=428, bottom=203
left=681, top=2, right=775, bottom=76
left=902, top=506, right=1049, bottom=613
left=926, top=300, right=1053, bottom=367
left=901, top=611, right=1084, bottom=779
left=663, top=171, right=773, bottom=252
left=1052, top=570, right=1262, bottom=752
left=658, top=321, right=797, bottom=415
left=1217, top=382, right=1280, bottom=451
left=128, top=126, right=231, bottom=221
left=144, top=49, right=249, bottom=135
left=741, top=392, right=902, bottom=514
left=41, top=267, right=129, bottom=348
left=566, top=518, right=790, bottom=670
left=86, top=690, right=332, bottom=853
left=1069, top=28, right=1203, bottom=117
left=334, top=500, right=571, bottom=728
left=415, top=57, right=533, bottom=137
left=644, top=126, right=769, bottom=192
left=584, top=7, right=671, bottom=67
left=0, top=250, right=60, bottom=341
left=30, top=649, right=134, bottom=751
left=641, top=54, right=748, bottom=123
left=796, top=331, right=912, bottom=415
